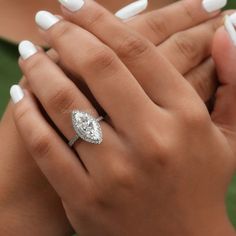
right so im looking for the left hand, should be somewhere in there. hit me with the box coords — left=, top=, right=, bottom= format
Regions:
left=11, top=1, right=236, bottom=235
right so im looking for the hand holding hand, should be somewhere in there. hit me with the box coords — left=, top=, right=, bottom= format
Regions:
left=10, top=1, right=236, bottom=235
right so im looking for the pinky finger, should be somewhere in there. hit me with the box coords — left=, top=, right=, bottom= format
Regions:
left=10, top=85, right=89, bottom=203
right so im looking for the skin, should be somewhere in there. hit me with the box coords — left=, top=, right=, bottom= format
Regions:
left=0, top=0, right=175, bottom=44
left=0, top=0, right=231, bottom=235
left=12, top=1, right=236, bottom=235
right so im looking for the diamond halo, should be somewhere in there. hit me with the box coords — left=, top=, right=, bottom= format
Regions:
left=70, top=110, right=103, bottom=145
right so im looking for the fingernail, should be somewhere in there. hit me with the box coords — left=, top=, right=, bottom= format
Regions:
left=10, top=85, right=24, bottom=104
left=58, top=0, right=85, bottom=12
left=35, top=10, right=60, bottom=30
left=202, top=0, right=227, bottom=13
left=115, top=0, right=148, bottom=20
left=19, top=40, right=37, bottom=60
left=225, top=15, right=236, bottom=46
left=230, top=12, right=236, bottom=26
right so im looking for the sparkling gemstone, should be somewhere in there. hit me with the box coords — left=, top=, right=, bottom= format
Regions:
left=72, top=111, right=103, bottom=144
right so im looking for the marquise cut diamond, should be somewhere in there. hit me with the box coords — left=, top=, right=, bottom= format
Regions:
left=72, top=111, right=103, bottom=144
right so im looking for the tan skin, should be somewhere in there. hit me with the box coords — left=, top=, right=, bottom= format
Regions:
left=0, top=0, right=175, bottom=44
left=0, top=0, right=232, bottom=235
left=11, top=1, right=236, bottom=235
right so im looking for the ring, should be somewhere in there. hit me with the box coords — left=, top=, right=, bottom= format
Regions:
left=68, top=110, right=104, bottom=147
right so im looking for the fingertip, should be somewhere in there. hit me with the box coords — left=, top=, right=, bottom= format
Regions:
left=18, top=40, right=38, bottom=60
left=10, top=85, right=25, bottom=104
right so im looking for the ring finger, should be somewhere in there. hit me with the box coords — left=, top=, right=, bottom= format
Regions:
left=18, top=41, right=118, bottom=173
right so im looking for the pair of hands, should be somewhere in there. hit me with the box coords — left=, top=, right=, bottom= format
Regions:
left=1, top=0, right=236, bottom=235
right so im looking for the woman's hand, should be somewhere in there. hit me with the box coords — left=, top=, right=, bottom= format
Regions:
left=0, top=0, right=229, bottom=234
left=11, top=1, right=236, bottom=235
left=56, top=0, right=230, bottom=102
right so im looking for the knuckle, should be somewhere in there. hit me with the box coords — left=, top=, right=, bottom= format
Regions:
left=172, top=32, right=200, bottom=63
left=137, top=124, right=172, bottom=167
left=25, top=55, right=47, bottom=77
left=84, top=47, right=117, bottom=72
left=181, top=1, right=196, bottom=23
left=47, top=86, right=76, bottom=113
left=116, top=34, right=150, bottom=60
left=111, top=165, right=134, bottom=189
left=30, top=133, right=52, bottom=157
left=146, top=137, right=170, bottom=166
left=180, top=107, right=209, bottom=128
left=50, top=21, right=74, bottom=42
left=211, top=15, right=224, bottom=32
left=14, top=105, right=31, bottom=124
left=85, top=10, right=107, bottom=30
left=145, top=12, right=169, bottom=40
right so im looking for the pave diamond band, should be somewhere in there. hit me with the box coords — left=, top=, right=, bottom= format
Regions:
left=68, top=110, right=104, bottom=147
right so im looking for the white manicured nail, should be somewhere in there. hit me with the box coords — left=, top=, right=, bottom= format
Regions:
left=19, top=40, right=37, bottom=60
left=230, top=12, right=236, bottom=26
left=58, top=0, right=85, bottom=12
left=202, top=0, right=227, bottom=13
left=10, top=85, right=24, bottom=104
left=115, top=0, right=148, bottom=20
left=225, top=15, right=236, bottom=46
left=35, top=11, right=60, bottom=30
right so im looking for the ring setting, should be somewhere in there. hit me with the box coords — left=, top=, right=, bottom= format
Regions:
left=69, top=110, right=103, bottom=147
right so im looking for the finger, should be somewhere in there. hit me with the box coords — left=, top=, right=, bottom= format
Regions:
left=51, top=2, right=196, bottom=109
left=158, top=13, right=226, bottom=75
left=19, top=48, right=59, bottom=91
left=19, top=41, right=127, bottom=177
left=10, top=86, right=89, bottom=203
left=35, top=11, right=155, bottom=128
left=127, top=0, right=225, bottom=45
left=185, top=58, right=217, bottom=102
left=211, top=23, right=236, bottom=140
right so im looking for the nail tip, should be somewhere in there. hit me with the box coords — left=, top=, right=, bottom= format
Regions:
left=35, top=10, right=60, bottom=30
left=10, top=85, right=24, bottom=104
left=35, top=10, right=48, bottom=23
left=18, top=40, right=37, bottom=60
left=58, top=0, right=85, bottom=12
left=202, top=0, right=227, bottom=13
left=115, top=0, right=148, bottom=20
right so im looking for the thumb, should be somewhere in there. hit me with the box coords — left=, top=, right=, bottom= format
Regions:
left=211, top=14, right=236, bottom=132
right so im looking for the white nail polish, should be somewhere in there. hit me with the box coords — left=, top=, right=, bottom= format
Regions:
left=230, top=12, right=236, bottom=26
left=35, top=11, right=60, bottom=30
left=115, top=0, right=148, bottom=20
left=19, top=40, right=37, bottom=60
left=225, top=15, right=236, bottom=46
left=10, top=85, right=24, bottom=104
left=58, top=0, right=85, bottom=12
left=202, top=0, right=227, bottom=13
